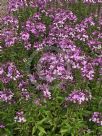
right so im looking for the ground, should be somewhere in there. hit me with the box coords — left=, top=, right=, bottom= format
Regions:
left=0, top=0, right=7, bottom=17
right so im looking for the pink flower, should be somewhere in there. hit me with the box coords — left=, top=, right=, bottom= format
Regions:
left=66, top=90, right=92, bottom=105
left=14, top=111, right=26, bottom=123
left=90, top=112, right=102, bottom=126
left=0, top=123, right=5, bottom=128
left=0, top=89, right=14, bottom=103
left=37, top=84, right=51, bottom=99
left=20, top=32, right=30, bottom=41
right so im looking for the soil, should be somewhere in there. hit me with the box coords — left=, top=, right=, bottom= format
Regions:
left=0, top=0, right=7, bottom=18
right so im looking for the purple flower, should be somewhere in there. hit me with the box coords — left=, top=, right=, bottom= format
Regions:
left=8, top=0, right=26, bottom=12
left=0, top=62, right=22, bottom=84
left=81, top=63, right=94, bottom=80
left=0, top=89, right=14, bottom=103
left=0, top=0, right=101, bottom=103
left=37, top=52, right=73, bottom=82
left=25, top=18, right=46, bottom=37
left=35, top=23, right=46, bottom=32
left=20, top=32, right=30, bottom=41
left=37, top=83, right=51, bottom=99
left=21, top=89, right=30, bottom=101
left=18, top=80, right=28, bottom=90
left=1, top=15, right=19, bottom=29
left=24, top=42, right=31, bottom=50
left=0, top=15, right=19, bottom=49
left=83, top=0, right=101, bottom=3
left=90, top=112, right=102, bottom=126
left=35, top=0, right=52, bottom=9
left=66, top=90, right=92, bottom=105
left=5, top=37, right=17, bottom=47
left=29, top=74, right=37, bottom=85
left=14, top=111, right=26, bottom=123
left=34, top=98, right=42, bottom=106
left=0, top=123, right=5, bottom=128
left=87, top=40, right=102, bottom=53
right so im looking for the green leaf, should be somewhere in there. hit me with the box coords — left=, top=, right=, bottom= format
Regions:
left=5, top=128, right=13, bottom=136
left=38, top=126, right=46, bottom=134
left=60, top=128, right=69, bottom=133
left=37, top=118, right=48, bottom=125
left=60, top=126, right=71, bottom=135
left=32, top=126, right=36, bottom=135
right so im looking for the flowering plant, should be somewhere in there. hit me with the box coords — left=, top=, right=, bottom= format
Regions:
left=0, top=0, right=102, bottom=135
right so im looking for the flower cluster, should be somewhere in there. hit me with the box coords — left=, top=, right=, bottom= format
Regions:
left=37, top=83, right=51, bottom=99
left=0, top=15, right=19, bottom=48
left=25, top=15, right=46, bottom=35
left=35, top=0, right=52, bottom=9
left=0, top=62, right=22, bottom=84
left=21, top=90, right=30, bottom=101
left=14, top=111, right=26, bottom=123
left=66, top=90, right=92, bottom=104
left=0, top=29, right=18, bottom=47
left=17, top=5, right=101, bottom=99
left=0, top=15, right=19, bottom=29
left=74, top=17, right=95, bottom=42
left=90, top=112, right=102, bottom=126
left=31, top=10, right=95, bottom=81
left=8, top=0, right=53, bottom=12
left=37, top=52, right=73, bottom=82
left=83, top=0, right=102, bottom=3
left=87, top=40, right=102, bottom=54
left=0, top=89, right=14, bottom=103
left=0, top=0, right=101, bottom=96
left=18, top=79, right=30, bottom=100
left=8, top=0, right=26, bottom=12
left=19, top=12, right=47, bottom=50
